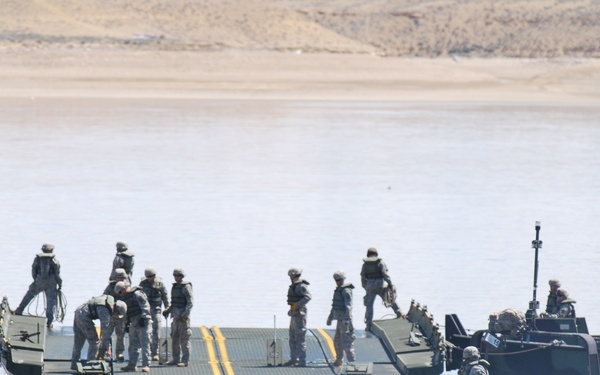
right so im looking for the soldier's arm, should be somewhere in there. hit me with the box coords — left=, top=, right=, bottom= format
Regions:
left=183, top=284, right=193, bottom=317
left=161, top=284, right=170, bottom=309
left=97, top=307, right=113, bottom=352
left=295, top=284, right=312, bottom=308
left=343, top=288, right=353, bottom=320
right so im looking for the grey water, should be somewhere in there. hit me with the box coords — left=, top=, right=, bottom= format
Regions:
left=1, top=99, right=599, bottom=360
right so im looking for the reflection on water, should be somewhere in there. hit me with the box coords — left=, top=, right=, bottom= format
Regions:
left=1, top=99, right=599, bottom=348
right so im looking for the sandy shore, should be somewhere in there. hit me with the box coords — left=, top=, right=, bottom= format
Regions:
left=1, top=49, right=599, bottom=103
left=1, top=0, right=600, bottom=103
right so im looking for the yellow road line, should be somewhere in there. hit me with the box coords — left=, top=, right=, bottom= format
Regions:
left=201, top=326, right=222, bottom=374
left=317, top=328, right=337, bottom=360
left=212, top=326, right=235, bottom=375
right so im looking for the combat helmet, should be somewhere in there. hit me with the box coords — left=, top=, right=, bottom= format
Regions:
left=173, top=268, right=186, bottom=277
left=288, top=267, right=302, bottom=277
left=114, top=268, right=127, bottom=279
left=116, top=241, right=128, bottom=252
left=145, top=268, right=157, bottom=278
left=367, top=247, right=378, bottom=256
left=114, top=300, right=127, bottom=319
left=549, top=278, right=561, bottom=287
left=463, top=346, right=480, bottom=360
left=41, top=243, right=55, bottom=253
left=333, top=270, right=346, bottom=281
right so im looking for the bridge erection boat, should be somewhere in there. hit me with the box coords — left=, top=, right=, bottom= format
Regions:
left=445, top=222, right=600, bottom=375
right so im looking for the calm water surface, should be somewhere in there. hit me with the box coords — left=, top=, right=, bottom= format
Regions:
left=1, top=99, right=599, bottom=365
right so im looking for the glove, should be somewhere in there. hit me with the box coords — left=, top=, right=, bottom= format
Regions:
left=290, top=304, right=299, bottom=311
left=326, top=318, right=332, bottom=326
left=125, top=323, right=130, bottom=333
left=162, top=309, right=170, bottom=318
left=179, top=316, right=189, bottom=323
left=138, top=318, right=147, bottom=327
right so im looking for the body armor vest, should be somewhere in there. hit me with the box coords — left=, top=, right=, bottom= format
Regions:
left=287, top=279, right=309, bottom=305
left=117, top=251, right=134, bottom=273
left=88, top=295, right=115, bottom=320
left=140, top=278, right=165, bottom=307
left=331, top=284, right=354, bottom=310
left=171, top=281, right=191, bottom=308
left=123, top=286, right=143, bottom=318
left=36, top=253, right=56, bottom=279
left=362, top=258, right=383, bottom=279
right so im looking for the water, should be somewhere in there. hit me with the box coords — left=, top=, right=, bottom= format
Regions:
left=1, top=98, right=599, bottom=350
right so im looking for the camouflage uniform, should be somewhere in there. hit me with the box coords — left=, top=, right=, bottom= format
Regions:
left=116, top=282, right=152, bottom=372
left=139, top=268, right=170, bottom=359
left=110, top=241, right=135, bottom=284
left=458, top=346, right=490, bottom=375
left=103, top=268, right=129, bottom=361
left=70, top=295, right=126, bottom=366
left=326, top=271, right=355, bottom=366
left=285, top=267, right=312, bottom=367
left=163, top=268, right=193, bottom=366
left=15, top=243, right=62, bottom=327
left=545, top=279, right=561, bottom=314
left=360, top=248, right=401, bottom=331
left=548, top=288, right=576, bottom=318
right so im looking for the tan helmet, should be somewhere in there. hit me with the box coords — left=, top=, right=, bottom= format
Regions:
left=145, top=268, right=157, bottom=278
left=288, top=267, right=302, bottom=277
left=114, top=281, right=128, bottom=295
left=114, top=268, right=127, bottom=279
left=173, top=268, right=185, bottom=277
left=114, top=300, right=127, bottom=319
left=367, top=247, right=378, bottom=256
left=333, top=270, right=346, bottom=281
left=116, top=241, right=128, bottom=251
left=549, top=278, right=561, bottom=287
left=557, top=288, right=569, bottom=298
left=41, top=243, right=55, bottom=253
left=463, top=346, right=480, bottom=360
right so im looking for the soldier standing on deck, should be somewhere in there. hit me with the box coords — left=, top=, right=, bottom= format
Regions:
left=360, top=247, right=402, bottom=332
left=284, top=267, right=312, bottom=367
left=70, top=295, right=127, bottom=370
left=115, top=281, right=152, bottom=373
left=110, top=241, right=135, bottom=284
left=545, top=279, right=561, bottom=315
left=162, top=268, right=193, bottom=367
left=139, top=267, right=169, bottom=362
left=14, top=243, right=63, bottom=328
left=326, top=270, right=356, bottom=367
left=103, top=268, right=129, bottom=362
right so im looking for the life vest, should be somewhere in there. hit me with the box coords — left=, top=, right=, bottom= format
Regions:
left=116, top=251, right=135, bottom=273
left=171, top=281, right=192, bottom=308
left=122, top=286, right=144, bottom=318
left=36, top=253, right=57, bottom=279
left=331, top=283, right=354, bottom=311
left=88, top=295, right=116, bottom=320
left=558, top=299, right=576, bottom=318
left=140, top=277, right=165, bottom=307
left=546, top=291, right=558, bottom=314
left=287, top=279, right=310, bottom=305
left=362, top=258, right=383, bottom=279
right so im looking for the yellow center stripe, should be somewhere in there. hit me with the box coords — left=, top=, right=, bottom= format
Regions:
left=212, top=326, right=235, bottom=375
left=201, top=326, right=222, bottom=374
left=317, top=328, right=337, bottom=360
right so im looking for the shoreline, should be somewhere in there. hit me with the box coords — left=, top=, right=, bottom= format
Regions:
left=1, top=49, right=600, bottom=103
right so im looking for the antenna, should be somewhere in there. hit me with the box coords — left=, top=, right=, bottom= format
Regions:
left=526, top=221, right=542, bottom=325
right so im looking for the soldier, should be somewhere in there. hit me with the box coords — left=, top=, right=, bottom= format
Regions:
left=545, top=279, right=561, bottom=315
left=458, top=346, right=490, bottom=375
left=360, top=247, right=402, bottom=332
left=139, top=267, right=169, bottom=361
left=102, top=268, right=129, bottom=362
left=14, top=243, right=63, bottom=328
left=110, top=241, right=135, bottom=284
left=284, top=267, right=311, bottom=367
left=162, top=268, right=193, bottom=367
left=70, top=295, right=127, bottom=370
left=547, top=288, right=576, bottom=318
left=326, top=270, right=356, bottom=367
left=115, top=281, right=152, bottom=373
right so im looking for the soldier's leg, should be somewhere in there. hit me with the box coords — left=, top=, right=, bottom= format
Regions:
left=16, top=282, right=42, bottom=313
left=363, top=291, right=377, bottom=330
left=288, top=317, right=298, bottom=361
left=295, top=314, right=307, bottom=365
left=150, top=310, right=161, bottom=357
left=139, top=320, right=152, bottom=367
left=333, top=321, right=343, bottom=362
left=127, top=323, right=141, bottom=367
left=115, top=319, right=126, bottom=359
left=344, top=320, right=356, bottom=362
left=181, top=318, right=192, bottom=364
left=44, top=284, right=58, bottom=325
left=71, top=315, right=87, bottom=361
left=170, top=319, right=182, bottom=363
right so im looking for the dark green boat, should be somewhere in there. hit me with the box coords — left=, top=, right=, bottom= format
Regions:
left=445, top=222, right=600, bottom=375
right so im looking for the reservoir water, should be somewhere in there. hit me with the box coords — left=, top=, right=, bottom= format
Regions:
left=1, top=99, right=599, bottom=362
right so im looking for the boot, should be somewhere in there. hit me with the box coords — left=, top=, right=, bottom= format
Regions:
left=283, top=359, right=298, bottom=366
left=332, top=359, right=343, bottom=367
left=141, top=366, right=150, bottom=372
left=121, top=364, right=137, bottom=372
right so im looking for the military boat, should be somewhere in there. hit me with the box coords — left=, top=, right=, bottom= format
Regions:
left=445, top=221, right=600, bottom=375
left=1, top=296, right=445, bottom=375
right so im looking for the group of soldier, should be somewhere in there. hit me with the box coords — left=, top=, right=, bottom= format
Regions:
left=15, top=242, right=575, bottom=374
left=12, top=242, right=194, bottom=373
left=284, top=246, right=404, bottom=368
